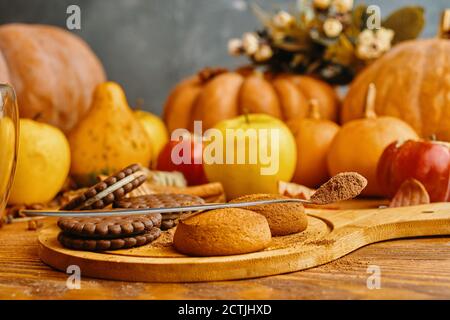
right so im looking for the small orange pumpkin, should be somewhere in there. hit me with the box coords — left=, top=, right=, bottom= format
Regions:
left=328, top=84, right=419, bottom=196
left=163, top=68, right=340, bottom=132
left=288, top=100, right=340, bottom=188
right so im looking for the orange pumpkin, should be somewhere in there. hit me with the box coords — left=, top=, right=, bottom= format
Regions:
left=328, top=84, right=419, bottom=196
left=163, top=68, right=340, bottom=132
left=0, top=24, right=106, bottom=133
left=288, top=100, right=340, bottom=188
left=342, top=38, right=450, bottom=141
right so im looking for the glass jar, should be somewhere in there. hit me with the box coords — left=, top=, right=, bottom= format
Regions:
left=0, top=84, right=19, bottom=220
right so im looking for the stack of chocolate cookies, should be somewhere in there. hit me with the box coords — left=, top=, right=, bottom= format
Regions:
left=58, top=214, right=162, bottom=251
left=57, top=164, right=205, bottom=251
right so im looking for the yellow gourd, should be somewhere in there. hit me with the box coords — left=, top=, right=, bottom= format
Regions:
left=69, top=82, right=152, bottom=185
left=288, top=100, right=340, bottom=188
left=327, top=84, right=419, bottom=196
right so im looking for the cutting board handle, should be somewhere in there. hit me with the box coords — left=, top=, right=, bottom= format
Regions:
left=311, top=202, right=450, bottom=244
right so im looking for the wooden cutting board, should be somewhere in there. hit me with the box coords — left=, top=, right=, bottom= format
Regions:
left=38, top=201, right=450, bottom=282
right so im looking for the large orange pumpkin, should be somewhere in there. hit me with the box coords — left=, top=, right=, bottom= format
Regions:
left=342, top=38, right=450, bottom=141
left=0, top=24, right=106, bottom=133
left=163, top=68, right=340, bottom=132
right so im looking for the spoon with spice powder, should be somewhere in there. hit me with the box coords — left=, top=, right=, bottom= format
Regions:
left=23, top=172, right=367, bottom=217
left=309, top=172, right=368, bottom=205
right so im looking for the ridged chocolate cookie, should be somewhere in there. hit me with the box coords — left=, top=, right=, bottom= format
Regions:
left=113, top=194, right=205, bottom=230
left=61, top=164, right=147, bottom=210
left=113, top=193, right=205, bottom=209
left=57, top=213, right=162, bottom=239
left=58, top=227, right=161, bottom=251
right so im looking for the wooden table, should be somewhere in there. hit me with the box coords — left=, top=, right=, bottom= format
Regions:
left=0, top=218, right=450, bottom=299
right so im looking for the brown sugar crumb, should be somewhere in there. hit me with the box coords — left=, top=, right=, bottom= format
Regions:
left=149, top=229, right=175, bottom=248
left=310, top=172, right=367, bottom=205
left=306, top=239, right=335, bottom=246
left=27, top=220, right=44, bottom=231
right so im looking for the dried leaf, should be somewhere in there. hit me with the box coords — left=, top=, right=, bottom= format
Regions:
left=278, top=181, right=314, bottom=200
left=309, top=28, right=338, bottom=46
left=389, top=178, right=430, bottom=208
left=382, top=6, right=425, bottom=44
left=251, top=3, right=273, bottom=29
left=136, top=182, right=226, bottom=203
left=141, top=168, right=187, bottom=187
left=276, top=26, right=310, bottom=42
left=273, top=41, right=309, bottom=51
left=324, top=34, right=356, bottom=65
left=352, top=4, right=368, bottom=30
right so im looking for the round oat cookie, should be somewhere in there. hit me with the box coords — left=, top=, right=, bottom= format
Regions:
left=57, top=213, right=162, bottom=239
left=173, top=208, right=271, bottom=256
left=60, top=164, right=147, bottom=211
left=230, top=194, right=308, bottom=236
left=58, top=227, right=161, bottom=251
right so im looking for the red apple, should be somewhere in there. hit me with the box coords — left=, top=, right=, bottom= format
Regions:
left=156, top=136, right=208, bottom=186
left=377, top=140, right=450, bottom=202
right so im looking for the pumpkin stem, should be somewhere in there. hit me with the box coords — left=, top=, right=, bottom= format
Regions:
left=364, top=83, right=377, bottom=119
left=135, top=98, right=144, bottom=111
left=438, top=9, right=450, bottom=39
left=236, top=65, right=256, bottom=77
left=308, top=99, right=321, bottom=120
left=198, top=67, right=228, bottom=83
left=32, top=112, right=43, bottom=121
left=242, top=107, right=250, bottom=124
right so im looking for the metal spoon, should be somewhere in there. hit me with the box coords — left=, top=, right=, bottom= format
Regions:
left=22, top=172, right=367, bottom=218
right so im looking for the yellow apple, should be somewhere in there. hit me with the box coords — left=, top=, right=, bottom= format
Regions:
left=9, top=119, right=70, bottom=204
left=203, top=113, right=297, bottom=199
left=135, top=110, right=169, bottom=168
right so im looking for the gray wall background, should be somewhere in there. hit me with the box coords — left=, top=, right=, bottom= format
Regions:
left=0, top=0, right=448, bottom=114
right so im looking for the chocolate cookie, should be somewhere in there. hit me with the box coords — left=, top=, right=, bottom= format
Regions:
left=58, top=227, right=161, bottom=251
left=61, top=164, right=147, bottom=210
left=161, top=219, right=177, bottom=230
left=113, top=194, right=205, bottom=230
left=57, top=213, right=162, bottom=239
left=113, top=193, right=205, bottom=209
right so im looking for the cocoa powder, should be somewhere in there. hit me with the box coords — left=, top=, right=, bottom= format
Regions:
left=306, top=239, right=335, bottom=246
left=311, top=172, right=367, bottom=204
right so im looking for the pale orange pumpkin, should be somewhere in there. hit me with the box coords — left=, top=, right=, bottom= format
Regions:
left=0, top=24, right=106, bottom=133
left=287, top=100, right=340, bottom=188
left=163, top=68, right=340, bottom=132
left=342, top=38, right=450, bottom=141
left=328, top=84, right=419, bottom=196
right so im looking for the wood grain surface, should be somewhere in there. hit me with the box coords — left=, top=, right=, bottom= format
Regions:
left=1, top=218, right=450, bottom=299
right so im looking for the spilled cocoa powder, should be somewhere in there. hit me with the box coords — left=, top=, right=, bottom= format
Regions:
left=310, top=172, right=367, bottom=205
left=306, top=239, right=335, bottom=246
